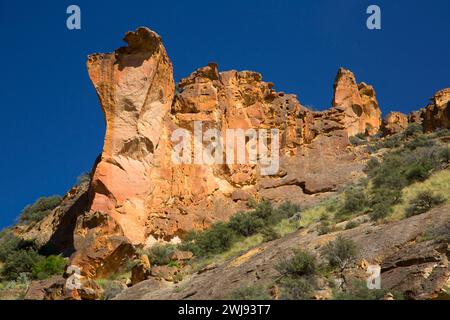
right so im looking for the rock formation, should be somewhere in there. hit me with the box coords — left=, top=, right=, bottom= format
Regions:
left=382, top=112, right=409, bottom=136
left=68, top=28, right=384, bottom=277
left=422, top=88, right=450, bottom=133
left=17, top=27, right=449, bottom=279
left=332, top=68, right=382, bottom=136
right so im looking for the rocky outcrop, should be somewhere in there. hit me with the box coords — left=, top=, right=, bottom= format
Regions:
left=423, top=88, right=450, bottom=133
left=332, top=68, right=382, bottom=136
left=115, top=204, right=450, bottom=300
left=63, top=27, right=386, bottom=278
left=382, top=112, right=409, bottom=136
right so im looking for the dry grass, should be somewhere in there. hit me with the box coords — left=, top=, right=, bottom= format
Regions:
left=388, top=169, right=450, bottom=221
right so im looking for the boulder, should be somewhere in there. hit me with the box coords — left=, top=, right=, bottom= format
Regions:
left=382, top=112, right=409, bottom=136
left=131, top=255, right=151, bottom=285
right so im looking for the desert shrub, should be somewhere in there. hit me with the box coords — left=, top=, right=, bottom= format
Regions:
left=438, top=146, right=450, bottom=163
left=336, top=187, right=368, bottom=218
left=321, top=236, right=358, bottom=270
left=279, top=276, right=315, bottom=300
left=350, top=135, right=366, bottom=146
left=145, top=244, right=176, bottom=266
left=402, top=123, right=423, bottom=138
left=227, top=284, right=271, bottom=300
left=183, top=222, right=235, bottom=257
left=31, top=255, right=66, bottom=280
left=363, top=157, right=380, bottom=174
left=276, top=250, right=318, bottom=278
left=334, top=279, right=403, bottom=300
left=261, top=226, right=280, bottom=242
left=276, top=201, right=301, bottom=220
left=19, top=196, right=62, bottom=224
left=405, top=163, right=431, bottom=182
left=432, top=128, right=450, bottom=137
left=0, top=232, right=36, bottom=263
left=228, top=212, right=264, bottom=237
left=1, top=250, right=43, bottom=280
left=345, top=221, right=360, bottom=230
left=369, top=203, right=393, bottom=221
left=317, top=220, right=333, bottom=235
left=0, top=233, right=22, bottom=262
left=405, top=191, right=445, bottom=217
left=76, top=172, right=90, bottom=185
left=405, top=135, right=434, bottom=150
left=375, top=134, right=403, bottom=150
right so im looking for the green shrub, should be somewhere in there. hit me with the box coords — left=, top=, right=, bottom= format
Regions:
left=405, top=191, right=445, bottom=217
left=19, top=196, right=62, bottom=224
left=317, top=220, right=333, bottom=235
left=228, top=212, right=264, bottom=237
left=345, top=221, right=360, bottom=230
left=405, top=163, right=431, bottom=182
left=333, top=279, right=403, bottom=300
left=336, top=187, right=368, bottom=218
left=227, top=284, right=272, bottom=300
left=1, top=250, right=43, bottom=280
left=369, top=203, right=392, bottom=221
left=145, top=244, right=176, bottom=266
left=0, top=233, right=22, bottom=262
left=363, top=157, right=380, bottom=174
left=276, top=250, right=318, bottom=278
left=31, top=255, right=66, bottom=280
left=261, top=226, right=280, bottom=242
left=350, top=136, right=366, bottom=146
left=279, top=276, right=315, bottom=300
left=403, top=123, right=423, bottom=138
left=321, top=236, right=358, bottom=270
left=184, top=222, right=235, bottom=257
left=276, top=201, right=301, bottom=220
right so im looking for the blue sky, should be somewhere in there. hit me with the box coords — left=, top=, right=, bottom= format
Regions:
left=0, top=0, right=449, bottom=229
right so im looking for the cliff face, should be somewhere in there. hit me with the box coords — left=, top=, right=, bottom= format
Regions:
left=66, top=27, right=386, bottom=277
left=20, top=27, right=449, bottom=278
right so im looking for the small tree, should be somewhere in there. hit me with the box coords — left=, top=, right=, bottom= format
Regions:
left=31, top=255, right=67, bottom=280
left=275, top=250, right=318, bottom=278
left=19, top=196, right=62, bottom=224
left=321, top=236, right=358, bottom=289
left=405, top=191, right=445, bottom=217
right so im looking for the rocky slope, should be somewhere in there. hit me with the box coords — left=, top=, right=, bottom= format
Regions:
left=15, top=27, right=450, bottom=284
left=115, top=204, right=450, bottom=300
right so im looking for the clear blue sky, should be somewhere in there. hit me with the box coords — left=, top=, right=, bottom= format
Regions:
left=0, top=0, right=449, bottom=229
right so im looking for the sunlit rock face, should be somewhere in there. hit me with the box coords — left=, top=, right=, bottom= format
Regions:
left=72, top=27, right=385, bottom=277
left=423, top=88, right=450, bottom=133
left=332, top=68, right=382, bottom=137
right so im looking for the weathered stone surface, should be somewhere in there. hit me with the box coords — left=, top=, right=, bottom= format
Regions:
left=24, top=276, right=66, bottom=300
left=115, top=205, right=450, bottom=300
left=169, top=250, right=193, bottom=262
left=382, top=112, right=409, bottom=136
left=18, top=180, right=90, bottom=256
left=423, top=88, right=450, bottom=132
left=381, top=241, right=450, bottom=300
left=332, top=68, right=382, bottom=136
left=150, top=265, right=180, bottom=282
left=70, top=211, right=135, bottom=278
left=131, top=255, right=151, bottom=285
left=63, top=27, right=386, bottom=278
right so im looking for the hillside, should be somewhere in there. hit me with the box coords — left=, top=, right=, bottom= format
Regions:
left=0, top=27, right=449, bottom=300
